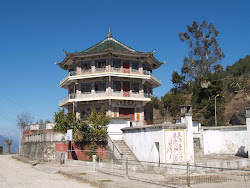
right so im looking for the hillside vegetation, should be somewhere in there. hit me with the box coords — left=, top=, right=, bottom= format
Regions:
left=153, top=21, right=249, bottom=126
left=153, top=55, right=249, bottom=126
left=222, top=56, right=250, bottom=121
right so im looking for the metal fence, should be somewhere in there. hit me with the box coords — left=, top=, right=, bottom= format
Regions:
left=64, top=150, right=250, bottom=187
left=189, top=164, right=250, bottom=188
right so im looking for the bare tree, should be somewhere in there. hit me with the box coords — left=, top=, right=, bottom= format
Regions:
left=4, top=139, right=12, bottom=154
left=17, top=112, right=34, bottom=153
left=17, top=112, right=34, bottom=128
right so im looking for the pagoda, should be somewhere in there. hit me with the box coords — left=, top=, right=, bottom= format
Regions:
left=57, top=28, right=163, bottom=126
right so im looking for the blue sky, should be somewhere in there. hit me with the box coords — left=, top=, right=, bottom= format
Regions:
left=0, top=0, right=249, bottom=137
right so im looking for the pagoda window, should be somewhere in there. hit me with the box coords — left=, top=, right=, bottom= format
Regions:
left=143, top=85, right=152, bottom=97
left=131, top=61, right=139, bottom=72
left=113, top=81, right=121, bottom=92
left=69, top=65, right=77, bottom=72
left=81, top=61, right=91, bottom=72
left=81, top=83, right=91, bottom=94
left=113, top=59, right=121, bottom=70
left=69, top=85, right=76, bottom=94
left=95, top=59, right=106, bottom=70
left=95, top=81, right=106, bottom=93
left=131, top=83, right=139, bottom=93
left=143, top=64, right=152, bottom=73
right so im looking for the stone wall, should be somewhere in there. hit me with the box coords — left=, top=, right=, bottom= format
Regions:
left=21, top=142, right=60, bottom=161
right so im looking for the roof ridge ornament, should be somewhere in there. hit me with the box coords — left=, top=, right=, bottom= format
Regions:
left=107, top=26, right=112, bottom=38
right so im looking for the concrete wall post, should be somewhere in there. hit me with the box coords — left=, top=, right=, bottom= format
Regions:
left=111, top=159, right=113, bottom=174
left=92, top=155, right=96, bottom=171
left=246, top=107, right=250, bottom=158
left=181, top=105, right=194, bottom=163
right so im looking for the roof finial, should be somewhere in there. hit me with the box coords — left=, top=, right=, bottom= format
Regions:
left=107, top=26, right=112, bottom=38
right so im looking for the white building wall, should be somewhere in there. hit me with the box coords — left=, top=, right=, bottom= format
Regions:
left=108, top=118, right=130, bottom=140
left=30, top=124, right=39, bottom=130
left=46, top=123, right=55, bottom=130
left=122, top=128, right=165, bottom=163
left=202, top=126, right=247, bottom=155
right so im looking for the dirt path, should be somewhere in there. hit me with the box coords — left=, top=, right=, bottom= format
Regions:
left=0, top=155, right=94, bottom=188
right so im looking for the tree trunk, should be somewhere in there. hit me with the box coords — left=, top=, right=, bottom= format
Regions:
left=8, top=144, right=11, bottom=154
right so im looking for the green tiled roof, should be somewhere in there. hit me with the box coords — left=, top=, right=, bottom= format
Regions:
left=82, top=37, right=137, bottom=53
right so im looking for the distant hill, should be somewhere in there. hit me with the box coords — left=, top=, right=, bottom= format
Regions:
left=225, top=55, right=250, bottom=77
left=152, top=55, right=249, bottom=125
left=0, top=135, right=19, bottom=153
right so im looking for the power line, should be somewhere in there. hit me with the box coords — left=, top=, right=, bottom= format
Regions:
left=0, top=94, right=44, bottom=120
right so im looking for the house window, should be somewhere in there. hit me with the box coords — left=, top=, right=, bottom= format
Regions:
left=81, top=61, right=91, bottom=72
left=113, top=59, right=121, bottom=68
left=95, top=81, right=106, bottom=92
left=113, top=81, right=121, bottom=92
left=81, top=83, right=91, bottom=94
left=95, top=59, right=106, bottom=70
left=131, top=61, right=139, bottom=72
left=131, top=83, right=139, bottom=93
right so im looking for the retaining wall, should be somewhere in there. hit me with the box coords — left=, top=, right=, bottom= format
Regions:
left=21, top=142, right=60, bottom=161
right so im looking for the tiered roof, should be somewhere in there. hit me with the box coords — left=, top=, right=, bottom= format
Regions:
left=57, top=28, right=164, bottom=70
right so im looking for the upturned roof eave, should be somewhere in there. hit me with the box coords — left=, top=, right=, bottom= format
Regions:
left=57, top=49, right=163, bottom=70
left=148, top=55, right=164, bottom=69
left=67, top=48, right=151, bottom=57
left=56, top=51, right=71, bottom=70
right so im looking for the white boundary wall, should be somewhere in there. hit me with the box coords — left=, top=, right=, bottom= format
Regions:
left=122, top=124, right=186, bottom=163
left=201, top=125, right=247, bottom=155
left=123, top=127, right=164, bottom=163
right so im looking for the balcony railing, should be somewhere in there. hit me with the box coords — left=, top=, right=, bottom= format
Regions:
left=112, top=91, right=143, bottom=98
left=131, top=68, right=139, bottom=73
left=143, top=70, right=161, bottom=83
left=59, top=91, right=108, bottom=105
left=82, top=69, right=92, bottom=73
left=59, top=91, right=151, bottom=105
left=112, top=67, right=121, bottom=71
left=95, top=68, right=106, bottom=72
left=69, top=71, right=77, bottom=76
left=60, top=68, right=161, bottom=85
left=144, top=93, right=152, bottom=98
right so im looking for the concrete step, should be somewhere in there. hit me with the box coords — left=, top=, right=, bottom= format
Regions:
left=113, top=140, right=140, bottom=163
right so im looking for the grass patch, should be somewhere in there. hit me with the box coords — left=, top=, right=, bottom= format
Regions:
left=99, top=180, right=112, bottom=182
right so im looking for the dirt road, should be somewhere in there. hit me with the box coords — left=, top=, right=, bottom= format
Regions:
left=0, top=155, right=94, bottom=188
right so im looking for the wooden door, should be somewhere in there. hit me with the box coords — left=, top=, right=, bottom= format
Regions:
left=123, top=62, right=130, bottom=73
left=119, top=108, right=134, bottom=121
left=123, top=82, right=130, bottom=97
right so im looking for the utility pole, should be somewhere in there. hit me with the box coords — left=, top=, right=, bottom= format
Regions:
left=215, top=94, right=219, bottom=126
left=19, top=123, right=23, bottom=153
